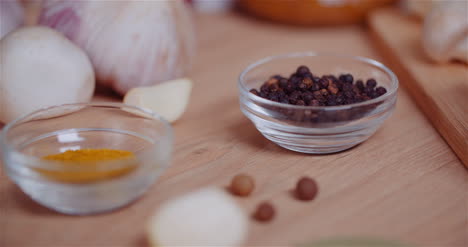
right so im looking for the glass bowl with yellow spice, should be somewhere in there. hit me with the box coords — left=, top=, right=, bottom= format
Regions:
left=0, top=103, right=173, bottom=215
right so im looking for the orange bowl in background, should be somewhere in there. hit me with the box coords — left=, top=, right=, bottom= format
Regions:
left=238, top=0, right=397, bottom=25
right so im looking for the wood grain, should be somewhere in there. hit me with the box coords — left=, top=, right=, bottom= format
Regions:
left=1, top=11, right=467, bottom=247
left=369, top=8, right=468, bottom=167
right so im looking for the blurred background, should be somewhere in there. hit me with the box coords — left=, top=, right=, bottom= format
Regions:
left=1, top=1, right=467, bottom=247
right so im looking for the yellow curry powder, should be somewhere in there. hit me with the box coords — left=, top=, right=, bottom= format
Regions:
left=37, top=149, right=137, bottom=183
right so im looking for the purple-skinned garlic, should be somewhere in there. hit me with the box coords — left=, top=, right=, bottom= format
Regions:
left=39, top=0, right=195, bottom=95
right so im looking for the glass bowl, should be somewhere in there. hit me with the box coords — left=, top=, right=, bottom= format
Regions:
left=0, top=103, right=173, bottom=215
left=238, top=52, right=398, bottom=154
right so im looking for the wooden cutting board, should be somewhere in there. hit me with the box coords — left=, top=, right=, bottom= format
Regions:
left=368, top=8, right=468, bottom=167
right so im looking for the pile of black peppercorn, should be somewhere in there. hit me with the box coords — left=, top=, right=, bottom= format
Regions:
left=249, top=65, right=387, bottom=107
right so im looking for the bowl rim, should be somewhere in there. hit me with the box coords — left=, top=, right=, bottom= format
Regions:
left=238, top=52, right=399, bottom=111
left=0, top=102, right=173, bottom=173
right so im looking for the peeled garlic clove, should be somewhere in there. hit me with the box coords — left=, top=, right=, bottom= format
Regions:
left=147, top=188, right=248, bottom=247
left=123, top=78, right=193, bottom=123
left=0, top=26, right=95, bottom=123
left=39, top=0, right=195, bottom=95
left=0, top=0, right=24, bottom=39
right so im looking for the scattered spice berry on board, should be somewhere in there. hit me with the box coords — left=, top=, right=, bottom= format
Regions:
left=250, top=65, right=387, bottom=106
left=253, top=202, right=275, bottom=222
left=295, top=177, right=318, bottom=201
left=230, top=174, right=255, bottom=197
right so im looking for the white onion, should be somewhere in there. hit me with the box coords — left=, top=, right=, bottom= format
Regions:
left=0, top=0, right=24, bottom=39
left=0, top=26, right=95, bottom=123
left=39, top=0, right=195, bottom=95
left=148, top=188, right=248, bottom=247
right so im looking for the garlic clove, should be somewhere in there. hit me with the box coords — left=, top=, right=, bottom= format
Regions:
left=147, top=187, right=248, bottom=247
left=123, top=78, right=193, bottom=123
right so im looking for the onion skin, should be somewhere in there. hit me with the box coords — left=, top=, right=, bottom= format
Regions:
left=39, top=0, right=195, bottom=95
left=0, top=0, right=24, bottom=39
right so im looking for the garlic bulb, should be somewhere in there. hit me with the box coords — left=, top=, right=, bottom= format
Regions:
left=39, top=0, right=195, bottom=95
left=0, top=0, right=24, bottom=39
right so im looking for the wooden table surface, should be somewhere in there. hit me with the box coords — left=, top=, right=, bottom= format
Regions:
left=1, top=12, right=467, bottom=247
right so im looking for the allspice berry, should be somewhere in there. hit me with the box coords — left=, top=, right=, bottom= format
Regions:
left=253, top=202, right=275, bottom=222
left=230, top=174, right=255, bottom=197
left=295, top=177, right=318, bottom=201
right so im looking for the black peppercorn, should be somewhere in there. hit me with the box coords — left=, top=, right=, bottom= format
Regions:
left=269, top=83, right=280, bottom=92
left=298, top=82, right=308, bottom=91
left=303, top=77, right=313, bottom=87
left=249, top=89, right=259, bottom=96
left=290, top=76, right=301, bottom=85
left=280, top=97, right=289, bottom=104
left=353, top=86, right=361, bottom=95
left=250, top=66, right=387, bottom=114
left=356, top=80, right=364, bottom=91
left=296, top=65, right=310, bottom=75
left=270, top=94, right=279, bottom=102
left=342, top=83, right=353, bottom=92
left=364, top=87, right=373, bottom=95
left=327, top=98, right=337, bottom=106
left=318, top=78, right=329, bottom=89
left=344, top=74, right=354, bottom=84
left=313, top=90, right=323, bottom=100
left=366, top=79, right=377, bottom=88
left=303, top=92, right=314, bottom=102
left=338, top=74, right=346, bottom=82
left=370, top=91, right=379, bottom=99
left=266, top=78, right=278, bottom=86
left=284, top=83, right=295, bottom=93
left=326, top=75, right=338, bottom=82
left=311, top=83, right=320, bottom=91
left=375, top=87, right=387, bottom=96
left=320, top=89, right=329, bottom=97
left=328, top=83, right=339, bottom=95
left=289, top=91, right=301, bottom=104
left=336, top=95, right=344, bottom=104
left=344, top=91, right=354, bottom=99
left=303, top=72, right=313, bottom=79
left=279, top=78, right=288, bottom=88
left=312, top=76, right=320, bottom=83
left=354, top=95, right=364, bottom=102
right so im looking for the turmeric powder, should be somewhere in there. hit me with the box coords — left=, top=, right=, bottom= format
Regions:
left=37, top=149, right=137, bottom=183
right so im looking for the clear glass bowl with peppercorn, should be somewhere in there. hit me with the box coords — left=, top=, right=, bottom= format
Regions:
left=0, top=103, right=173, bottom=215
left=238, top=52, right=398, bottom=154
